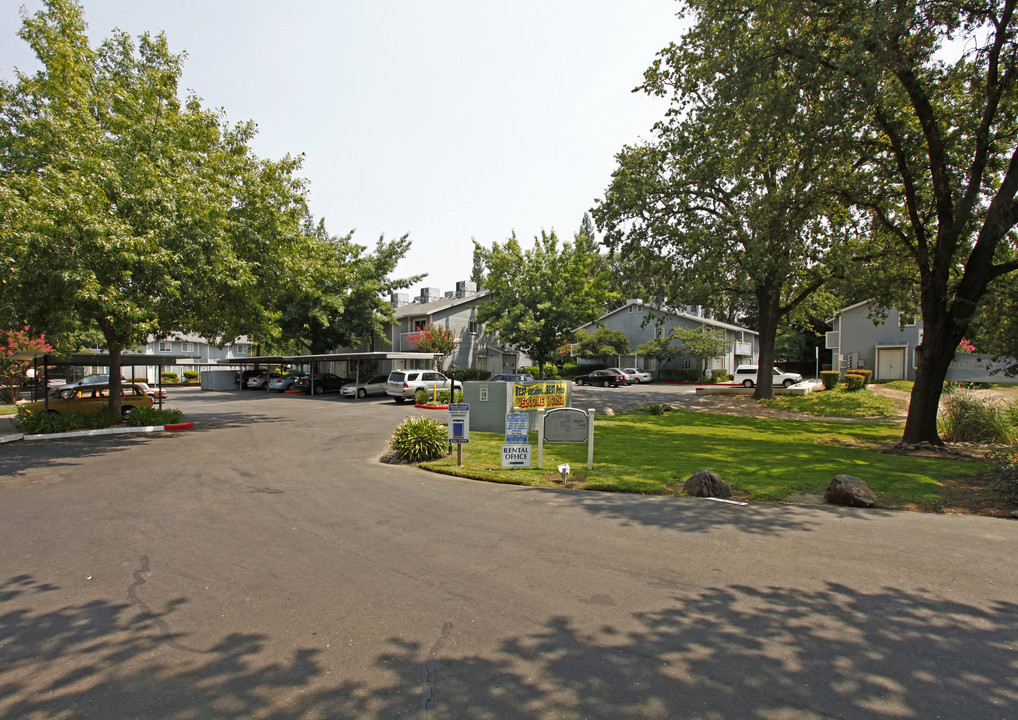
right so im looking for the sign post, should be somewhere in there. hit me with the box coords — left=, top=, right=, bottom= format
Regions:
left=501, top=409, right=532, bottom=468
left=447, top=403, right=469, bottom=466
left=537, top=407, right=596, bottom=470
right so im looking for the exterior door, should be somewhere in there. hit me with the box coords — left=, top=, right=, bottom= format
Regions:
left=877, top=347, right=905, bottom=381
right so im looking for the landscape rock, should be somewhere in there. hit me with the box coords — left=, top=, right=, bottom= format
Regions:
left=603, top=408, right=615, bottom=416
left=824, top=474, right=876, bottom=508
left=683, top=469, right=732, bottom=498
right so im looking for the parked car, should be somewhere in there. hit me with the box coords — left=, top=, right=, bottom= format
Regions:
left=54, top=374, right=125, bottom=396
left=488, top=373, right=536, bottom=383
left=19, top=383, right=153, bottom=417
left=386, top=370, right=462, bottom=403
left=293, top=373, right=349, bottom=395
left=622, top=367, right=652, bottom=384
left=341, top=375, right=390, bottom=399
left=269, top=373, right=305, bottom=392
left=132, top=381, right=167, bottom=400
left=606, top=368, right=635, bottom=385
left=246, top=372, right=281, bottom=390
left=733, top=365, right=803, bottom=388
left=574, top=369, right=625, bottom=387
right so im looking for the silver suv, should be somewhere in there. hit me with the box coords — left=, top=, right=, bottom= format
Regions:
left=386, top=370, right=462, bottom=403
left=733, top=365, right=803, bottom=388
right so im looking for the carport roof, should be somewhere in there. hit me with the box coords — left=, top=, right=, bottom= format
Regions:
left=10, top=351, right=196, bottom=366
left=219, top=351, right=439, bottom=365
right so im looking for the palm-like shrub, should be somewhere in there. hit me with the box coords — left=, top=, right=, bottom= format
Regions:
left=389, top=416, right=448, bottom=462
left=938, top=391, right=1017, bottom=444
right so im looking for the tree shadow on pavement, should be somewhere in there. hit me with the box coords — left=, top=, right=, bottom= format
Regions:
left=2, top=573, right=1015, bottom=719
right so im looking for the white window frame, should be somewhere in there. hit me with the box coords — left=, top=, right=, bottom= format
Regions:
left=158, top=341, right=172, bottom=353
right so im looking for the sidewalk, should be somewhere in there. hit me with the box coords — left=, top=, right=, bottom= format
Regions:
left=1, top=413, right=20, bottom=439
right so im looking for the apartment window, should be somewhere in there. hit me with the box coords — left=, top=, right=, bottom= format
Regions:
left=180, top=342, right=194, bottom=353
left=900, top=313, right=917, bottom=328
left=414, top=319, right=428, bottom=331
left=468, top=321, right=479, bottom=334
left=158, top=341, right=172, bottom=352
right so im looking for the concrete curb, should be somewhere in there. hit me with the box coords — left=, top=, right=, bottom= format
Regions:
left=4, top=422, right=194, bottom=444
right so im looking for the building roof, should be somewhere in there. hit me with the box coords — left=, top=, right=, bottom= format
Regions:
left=578, top=299, right=758, bottom=336
left=392, top=290, right=489, bottom=320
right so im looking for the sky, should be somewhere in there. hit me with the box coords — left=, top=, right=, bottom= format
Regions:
left=0, top=1, right=685, bottom=296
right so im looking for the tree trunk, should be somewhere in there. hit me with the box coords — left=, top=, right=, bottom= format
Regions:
left=97, top=319, right=123, bottom=416
left=752, top=289, right=781, bottom=401
left=901, top=314, right=962, bottom=444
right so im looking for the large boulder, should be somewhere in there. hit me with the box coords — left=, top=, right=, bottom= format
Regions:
left=684, top=469, right=732, bottom=499
left=824, top=474, right=876, bottom=508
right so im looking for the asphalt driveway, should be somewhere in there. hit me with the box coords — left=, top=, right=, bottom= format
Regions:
left=1, top=386, right=1015, bottom=719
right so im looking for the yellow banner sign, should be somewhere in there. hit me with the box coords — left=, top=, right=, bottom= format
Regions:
left=513, top=381, right=568, bottom=410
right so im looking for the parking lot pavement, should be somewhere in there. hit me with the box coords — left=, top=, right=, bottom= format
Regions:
left=2, top=384, right=1016, bottom=719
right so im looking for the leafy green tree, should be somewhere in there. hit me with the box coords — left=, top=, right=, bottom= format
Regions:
left=594, top=3, right=857, bottom=399
left=469, top=239, right=486, bottom=287
left=672, top=327, right=731, bottom=374
left=709, top=0, right=1018, bottom=442
left=409, top=323, right=459, bottom=371
left=572, top=327, right=631, bottom=366
left=474, top=230, right=614, bottom=378
left=274, top=219, right=421, bottom=354
left=0, top=1, right=355, bottom=412
left=634, top=335, right=685, bottom=372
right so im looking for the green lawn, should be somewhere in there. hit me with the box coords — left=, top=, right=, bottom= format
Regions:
left=420, top=408, right=984, bottom=507
left=760, top=386, right=899, bottom=418
left=0, top=405, right=17, bottom=415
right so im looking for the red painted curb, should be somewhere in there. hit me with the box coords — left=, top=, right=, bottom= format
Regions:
left=164, top=422, right=194, bottom=430
left=415, top=404, right=449, bottom=410
left=284, top=390, right=304, bottom=394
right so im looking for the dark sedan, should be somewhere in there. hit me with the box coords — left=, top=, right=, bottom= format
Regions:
left=573, top=369, right=625, bottom=387
left=293, top=373, right=349, bottom=395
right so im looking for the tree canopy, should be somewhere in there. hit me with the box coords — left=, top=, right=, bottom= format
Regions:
left=0, top=0, right=417, bottom=409
left=474, top=230, right=614, bottom=378
left=593, top=0, right=856, bottom=399
left=571, top=326, right=630, bottom=366
left=702, top=0, right=1018, bottom=442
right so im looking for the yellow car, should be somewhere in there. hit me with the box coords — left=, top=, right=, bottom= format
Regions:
left=18, top=383, right=154, bottom=417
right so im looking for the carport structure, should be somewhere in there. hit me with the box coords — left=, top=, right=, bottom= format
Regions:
left=10, top=350, right=194, bottom=410
left=222, top=351, right=440, bottom=395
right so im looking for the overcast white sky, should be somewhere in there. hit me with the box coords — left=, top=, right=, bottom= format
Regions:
left=1, top=1, right=684, bottom=295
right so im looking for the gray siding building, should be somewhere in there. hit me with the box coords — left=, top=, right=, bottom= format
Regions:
left=826, top=300, right=921, bottom=381
left=575, top=299, right=759, bottom=376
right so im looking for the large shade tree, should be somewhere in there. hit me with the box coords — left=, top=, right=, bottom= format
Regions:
left=594, top=2, right=857, bottom=399
left=474, top=230, right=614, bottom=378
left=702, top=0, right=1018, bottom=442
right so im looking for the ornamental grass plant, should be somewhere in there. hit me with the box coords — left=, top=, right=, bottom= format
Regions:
left=389, top=416, right=448, bottom=462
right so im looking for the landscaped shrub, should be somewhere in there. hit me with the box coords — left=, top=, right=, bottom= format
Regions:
left=847, top=369, right=872, bottom=385
left=122, top=406, right=185, bottom=427
left=672, top=368, right=702, bottom=382
left=519, top=365, right=561, bottom=379
left=160, top=371, right=179, bottom=384
left=844, top=373, right=866, bottom=391
left=710, top=369, right=730, bottom=383
left=183, top=370, right=200, bottom=383
left=819, top=371, right=840, bottom=390
left=439, top=389, right=463, bottom=404
left=389, top=416, right=448, bottom=462
left=559, top=363, right=584, bottom=378
left=449, top=368, right=490, bottom=381
left=988, top=448, right=1018, bottom=504
left=938, top=391, right=1017, bottom=444
left=17, top=408, right=120, bottom=434
left=647, top=404, right=665, bottom=416
left=414, top=387, right=430, bottom=404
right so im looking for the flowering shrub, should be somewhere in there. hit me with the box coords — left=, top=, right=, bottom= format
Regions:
left=409, top=323, right=459, bottom=369
left=1, top=326, right=52, bottom=403
left=957, top=338, right=976, bottom=354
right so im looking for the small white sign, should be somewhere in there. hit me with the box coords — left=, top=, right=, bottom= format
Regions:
left=479, top=384, right=489, bottom=402
left=501, top=444, right=532, bottom=468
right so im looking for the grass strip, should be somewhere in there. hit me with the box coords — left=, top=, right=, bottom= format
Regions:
left=760, top=386, right=898, bottom=418
left=419, top=408, right=983, bottom=506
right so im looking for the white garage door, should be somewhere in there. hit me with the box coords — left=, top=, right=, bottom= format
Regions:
left=876, top=347, right=906, bottom=381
